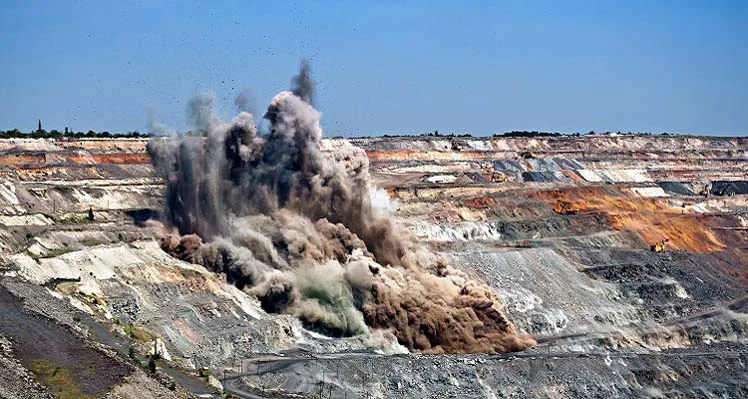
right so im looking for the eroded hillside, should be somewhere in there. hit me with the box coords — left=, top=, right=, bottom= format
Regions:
left=1, top=135, right=747, bottom=398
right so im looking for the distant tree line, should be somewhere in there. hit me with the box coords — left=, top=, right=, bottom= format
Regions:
left=495, top=131, right=569, bottom=137
left=376, top=130, right=474, bottom=139
left=494, top=130, right=680, bottom=138
left=4, top=126, right=681, bottom=140
left=0, top=128, right=151, bottom=139
left=350, top=130, right=683, bottom=139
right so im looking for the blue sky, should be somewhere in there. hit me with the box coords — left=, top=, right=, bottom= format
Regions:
left=1, top=0, right=746, bottom=136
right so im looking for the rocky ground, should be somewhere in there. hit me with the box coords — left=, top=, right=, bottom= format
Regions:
left=0, top=135, right=747, bottom=398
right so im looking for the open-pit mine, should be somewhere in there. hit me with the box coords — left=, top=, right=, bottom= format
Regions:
left=1, top=97, right=748, bottom=397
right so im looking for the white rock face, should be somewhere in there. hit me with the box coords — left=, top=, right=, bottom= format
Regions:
left=414, top=222, right=502, bottom=242
left=577, top=169, right=604, bottom=182
left=148, top=338, right=173, bottom=361
left=0, top=182, right=19, bottom=206
left=425, top=175, right=457, bottom=184
left=630, top=187, right=669, bottom=198
left=0, top=214, right=54, bottom=227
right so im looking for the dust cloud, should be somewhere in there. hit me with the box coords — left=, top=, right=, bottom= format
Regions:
left=149, top=61, right=534, bottom=353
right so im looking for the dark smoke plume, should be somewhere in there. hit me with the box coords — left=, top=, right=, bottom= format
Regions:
left=291, top=59, right=316, bottom=105
left=148, top=62, right=534, bottom=353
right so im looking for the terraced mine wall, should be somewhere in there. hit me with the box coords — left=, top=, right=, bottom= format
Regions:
left=1, top=135, right=747, bottom=398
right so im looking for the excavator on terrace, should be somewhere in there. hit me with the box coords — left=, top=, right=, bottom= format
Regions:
left=651, top=238, right=669, bottom=252
left=481, top=162, right=508, bottom=183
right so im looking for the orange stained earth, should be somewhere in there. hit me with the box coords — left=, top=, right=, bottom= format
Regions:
left=529, top=186, right=728, bottom=253
left=463, top=196, right=496, bottom=209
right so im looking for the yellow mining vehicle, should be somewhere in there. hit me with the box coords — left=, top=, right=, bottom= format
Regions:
left=651, top=238, right=669, bottom=252
left=481, top=162, right=507, bottom=183
left=491, top=171, right=507, bottom=183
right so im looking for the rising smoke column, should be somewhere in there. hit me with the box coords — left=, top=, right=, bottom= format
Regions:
left=149, top=61, right=534, bottom=353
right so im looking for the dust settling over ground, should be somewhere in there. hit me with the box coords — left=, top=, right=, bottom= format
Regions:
left=148, top=63, right=534, bottom=354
